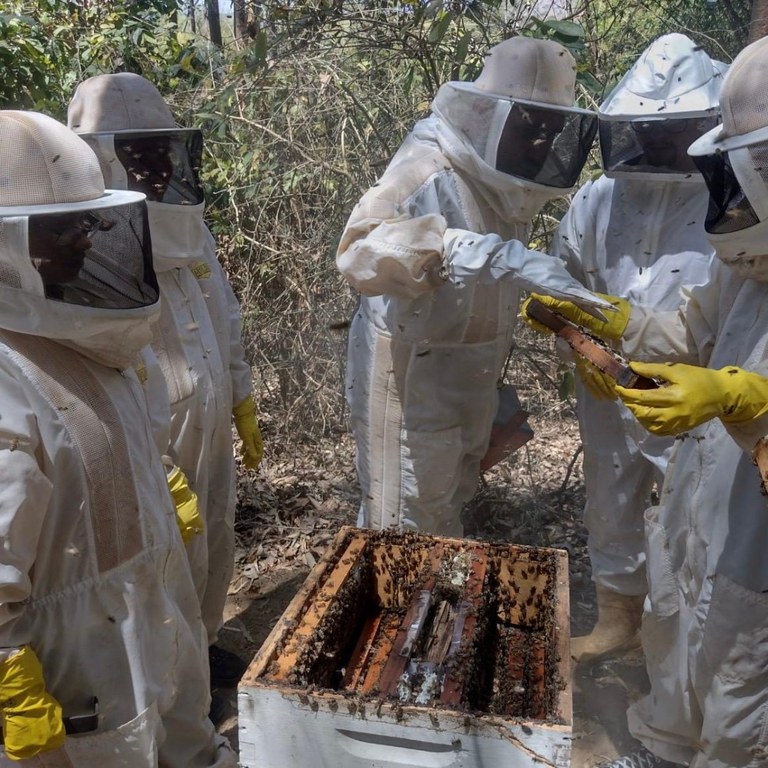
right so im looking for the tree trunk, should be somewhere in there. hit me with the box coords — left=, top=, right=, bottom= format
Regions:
left=205, top=0, right=223, bottom=46
left=719, top=0, right=749, bottom=36
left=187, top=0, right=197, bottom=34
left=749, top=0, right=768, bottom=42
left=234, top=0, right=248, bottom=41
left=188, top=0, right=196, bottom=33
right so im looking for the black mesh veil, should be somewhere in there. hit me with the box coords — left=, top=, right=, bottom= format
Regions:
left=599, top=116, right=720, bottom=177
left=495, top=102, right=597, bottom=188
left=693, top=151, right=760, bottom=234
left=95, top=130, right=204, bottom=205
left=27, top=201, right=159, bottom=309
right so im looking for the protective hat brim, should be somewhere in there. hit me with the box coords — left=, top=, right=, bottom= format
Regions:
left=0, top=188, right=146, bottom=217
left=687, top=121, right=768, bottom=156
left=445, top=82, right=596, bottom=117
left=599, top=108, right=720, bottom=122
left=77, top=127, right=199, bottom=137
left=599, top=92, right=721, bottom=119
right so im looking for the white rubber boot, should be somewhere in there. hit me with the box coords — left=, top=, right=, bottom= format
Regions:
left=571, top=585, right=644, bottom=664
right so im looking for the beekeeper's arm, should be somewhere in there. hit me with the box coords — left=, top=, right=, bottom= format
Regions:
left=544, top=182, right=621, bottom=399
left=520, top=265, right=723, bottom=365
left=133, top=351, right=204, bottom=543
left=0, top=365, right=66, bottom=759
left=222, top=287, right=263, bottom=470
left=519, top=266, right=768, bottom=445
left=615, top=361, right=768, bottom=443
left=201, top=231, right=264, bottom=469
left=338, top=172, right=610, bottom=311
left=134, top=346, right=170, bottom=457
left=202, top=229, right=254, bottom=406
left=444, top=228, right=611, bottom=310
left=618, top=270, right=768, bottom=449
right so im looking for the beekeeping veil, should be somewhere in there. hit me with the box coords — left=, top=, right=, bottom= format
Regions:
left=599, top=34, right=725, bottom=180
left=688, top=36, right=768, bottom=281
left=427, top=36, right=597, bottom=224
left=0, top=111, right=158, bottom=369
left=68, top=73, right=205, bottom=270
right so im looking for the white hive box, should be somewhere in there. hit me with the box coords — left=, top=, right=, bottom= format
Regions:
left=238, top=526, right=572, bottom=767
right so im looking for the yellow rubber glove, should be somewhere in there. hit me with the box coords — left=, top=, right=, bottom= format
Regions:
left=521, top=292, right=632, bottom=341
left=0, top=646, right=66, bottom=760
left=166, top=465, right=204, bottom=545
left=617, top=361, right=768, bottom=436
left=575, top=356, right=618, bottom=402
left=233, top=396, right=264, bottom=470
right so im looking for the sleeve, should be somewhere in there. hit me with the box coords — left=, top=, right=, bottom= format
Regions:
left=336, top=166, right=451, bottom=300
left=621, top=266, right=722, bottom=366
left=723, top=360, right=768, bottom=454
left=337, top=212, right=448, bottom=299
left=0, top=360, right=52, bottom=641
left=203, top=229, right=253, bottom=405
left=442, top=229, right=610, bottom=309
left=135, top=346, right=172, bottom=458
left=217, top=260, right=253, bottom=405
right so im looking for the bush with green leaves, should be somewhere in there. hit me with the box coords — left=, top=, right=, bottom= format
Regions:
left=0, top=0, right=753, bottom=437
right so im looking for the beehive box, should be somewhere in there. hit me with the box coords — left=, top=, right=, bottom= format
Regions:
left=238, top=526, right=571, bottom=767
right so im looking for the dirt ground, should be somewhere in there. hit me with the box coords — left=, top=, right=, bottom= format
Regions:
left=214, top=416, right=651, bottom=767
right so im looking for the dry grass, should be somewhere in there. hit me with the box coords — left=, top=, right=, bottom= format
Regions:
left=232, top=319, right=591, bottom=595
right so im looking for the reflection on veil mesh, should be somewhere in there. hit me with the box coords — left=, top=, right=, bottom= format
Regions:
left=32, top=202, right=158, bottom=309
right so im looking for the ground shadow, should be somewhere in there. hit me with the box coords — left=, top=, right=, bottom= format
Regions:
left=215, top=570, right=311, bottom=749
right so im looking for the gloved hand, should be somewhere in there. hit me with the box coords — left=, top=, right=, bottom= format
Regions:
left=166, top=465, right=204, bottom=545
left=575, top=356, right=618, bottom=401
left=0, top=646, right=66, bottom=760
left=233, top=396, right=264, bottom=470
left=521, top=292, right=631, bottom=341
left=617, top=361, right=768, bottom=436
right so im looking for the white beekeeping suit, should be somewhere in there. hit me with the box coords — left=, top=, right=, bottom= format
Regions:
left=338, top=36, right=606, bottom=535
left=0, top=111, right=235, bottom=767
left=523, top=37, right=768, bottom=768
left=552, top=34, right=725, bottom=664
left=68, top=74, right=256, bottom=691
left=618, top=37, right=768, bottom=768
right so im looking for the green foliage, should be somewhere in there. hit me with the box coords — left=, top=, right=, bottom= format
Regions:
left=0, top=2, right=71, bottom=113
left=580, top=0, right=751, bottom=101
left=0, top=0, right=755, bottom=433
left=557, top=362, right=576, bottom=402
left=0, top=0, right=208, bottom=116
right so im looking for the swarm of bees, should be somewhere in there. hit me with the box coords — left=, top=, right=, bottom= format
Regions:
left=262, top=528, right=566, bottom=722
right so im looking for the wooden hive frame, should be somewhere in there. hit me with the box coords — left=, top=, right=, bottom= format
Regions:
left=240, top=526, right=572, bottom=768
left=245, top=526, right=570, bottom=718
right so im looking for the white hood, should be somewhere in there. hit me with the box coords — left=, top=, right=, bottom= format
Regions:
left=428, top=82, right=573, bottom=225
left=423, top=36, right=584, bottom=224
left=600, top=33, right=725, bottom=119
left=419, top=109, right=558, bottom=225
left=597, top=34, right=726, bottom=182
left=0, top=111, right=159, bottom=369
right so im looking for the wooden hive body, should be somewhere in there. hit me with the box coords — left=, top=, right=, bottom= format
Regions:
left=239, top=527, right=572, bottom=767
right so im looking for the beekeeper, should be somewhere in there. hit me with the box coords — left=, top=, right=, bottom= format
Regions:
left=524, top=35, right=768, bottom=768
left=553, top=34, right=725, bottom=664
left=337, top=36, right=606, bottom=535
left=68, top=73, right=260, bottom=699
left=0, top=111, right=235, bottom=766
